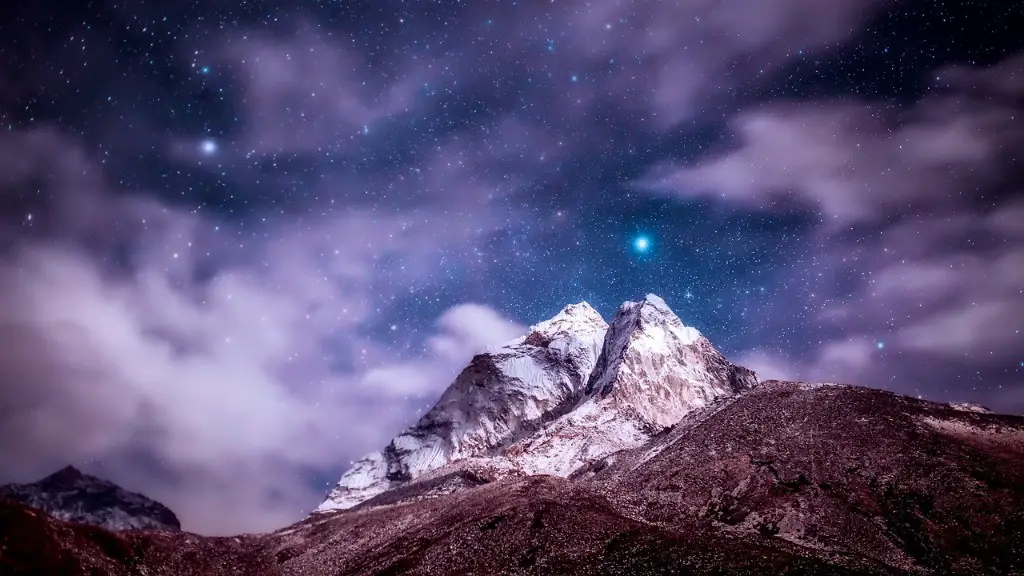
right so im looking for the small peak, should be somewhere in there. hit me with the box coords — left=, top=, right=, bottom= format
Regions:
left=637, top=294, right=679, bottom=320
left=641, top=294, right=669, bottom=308
left=558, top=301, right=602, bottom=319
left=604, top=294, right=702, bottom=352
left=530, top=301, right=607, bottom=336
left=613, top=294, right=691, bottom=330
left=45, top=465, right=85, bottom=485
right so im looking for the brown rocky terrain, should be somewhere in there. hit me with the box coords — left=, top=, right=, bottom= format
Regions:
left=2, top=381, right=1022, bottom=575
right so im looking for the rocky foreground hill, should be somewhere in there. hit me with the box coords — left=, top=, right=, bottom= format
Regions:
left=1, top=296, right=1022, bottom=575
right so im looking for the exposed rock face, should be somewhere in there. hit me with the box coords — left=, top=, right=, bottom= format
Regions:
left=584, top=294, right=757, bottom=428
left=319, top=295, right=758, bottom=511
left=4, top=383, right=1022, bottom=575
left=947, top=401, right=992, bottom=413
left=0, top=466, right=180, bottom=532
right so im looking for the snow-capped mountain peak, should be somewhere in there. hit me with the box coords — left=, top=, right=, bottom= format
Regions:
left=500, top=301, right=607, bottom=349
left=493, top=295, right=757, bottom=478
left=585, top=294, right=756, bottom=428
left=316, top=295, right=757, bottom=513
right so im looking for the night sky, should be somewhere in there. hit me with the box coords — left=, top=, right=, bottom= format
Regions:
left=0, top=0, right=1022, bottom=534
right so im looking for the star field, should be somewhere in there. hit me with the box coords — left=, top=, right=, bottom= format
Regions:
left=0, top=0, right=1022, bottom=534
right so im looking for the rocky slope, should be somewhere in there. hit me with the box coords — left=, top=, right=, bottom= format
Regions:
left=3, top=383, right=1022, bottom=575
left=585, top=381, right=1024, bottom=574
left=0, top=465, right=180, bottom=532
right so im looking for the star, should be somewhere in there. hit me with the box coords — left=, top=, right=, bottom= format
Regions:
left=633, top=235, right=651, bottom=253
left=876, top=341, right=885, bottom=350
left=200, top=139, right=217, bottom=155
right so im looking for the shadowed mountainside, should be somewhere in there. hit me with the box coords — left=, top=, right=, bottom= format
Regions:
left=0, top=466, right=180, bottom=532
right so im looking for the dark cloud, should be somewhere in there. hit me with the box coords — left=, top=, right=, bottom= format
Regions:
left=0, top=125, right=525, bottom=534
left=488, top=0, right=888, bottom=127
left=207, top=26, right=427, bottom=155
left=644, top=56, right=1024, bottom=222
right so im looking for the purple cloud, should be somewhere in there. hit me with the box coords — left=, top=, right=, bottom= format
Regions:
left=204, top=25, right=428, bottom=155
left=641, top=55, right=1024, bottom=222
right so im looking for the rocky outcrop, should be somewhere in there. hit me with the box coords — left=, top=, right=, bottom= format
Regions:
left=0, top=466, right=180, bottom=532
left=583, top=294, right=757, bottom=429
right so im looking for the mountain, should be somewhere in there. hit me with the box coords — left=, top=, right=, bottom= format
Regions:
left=584, top=381, right=1024, bottom=574
left=3, top=294, right=1022, bottom=575
left=317, top=294, right=755, bottom=511
left=0, top=465, right=180, bottom=532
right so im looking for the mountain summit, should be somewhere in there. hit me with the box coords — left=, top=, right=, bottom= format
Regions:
left=585, top=294, right=757, bottom=428
left=318, top=294, right=756, bottom=511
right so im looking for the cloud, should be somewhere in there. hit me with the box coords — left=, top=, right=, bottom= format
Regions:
left=741, top=196, right=1023, bottom=410
left=680, top=55, right=1024, bottom=410
left=641, top=54, right=1024, bottom=222
left=480, top=0, right=888, bottom=128
left=428, top=304, right=526, bottom=362
left=898, top=301, right=1018, bottom=355
left=206, top=25, right=426, bottom=155
left=0, top=126, right=528, bottom=534
left=732, top=350, right=800, bottom=382
left=360, top=305, right=525, bottom=402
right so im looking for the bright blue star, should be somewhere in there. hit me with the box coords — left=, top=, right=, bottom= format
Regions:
left=200, top=66, right=210, bottom=74
left=876, top=341, right=885, bottom=350
left=200, top=139, right=217, bottom=155
left=633, top=236, right=651, bottom=253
